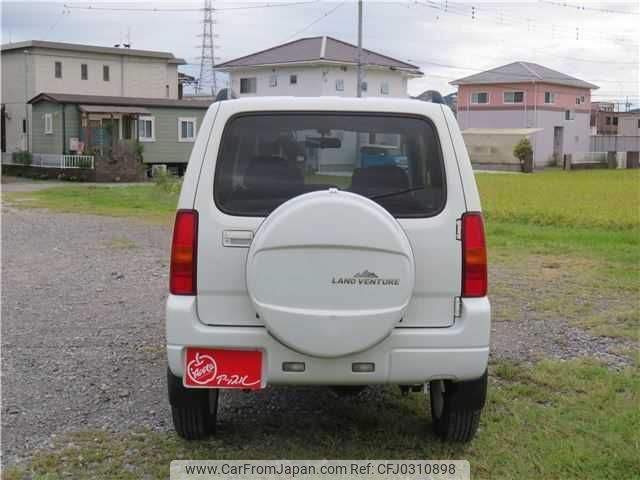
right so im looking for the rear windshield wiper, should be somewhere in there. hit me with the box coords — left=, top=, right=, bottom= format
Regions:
left=367, top=185, right=426, bottom=200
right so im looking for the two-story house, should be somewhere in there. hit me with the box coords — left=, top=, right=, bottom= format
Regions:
left=451, top=62, right=598, bottom=167
left=215, top=36, right=423, bottom=98
left=1, top=41, right=212, bottom=178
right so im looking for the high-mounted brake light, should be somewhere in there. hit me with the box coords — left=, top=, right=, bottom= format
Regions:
left=170, top=209, right=198, bottom=295
left=461, top=212, right=487, bottom=297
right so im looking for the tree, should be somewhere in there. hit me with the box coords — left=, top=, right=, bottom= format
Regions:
left=513, top=138, right=533, bottom=162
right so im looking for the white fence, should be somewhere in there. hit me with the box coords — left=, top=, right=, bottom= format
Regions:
left=2, top=153, right=94, bottom=169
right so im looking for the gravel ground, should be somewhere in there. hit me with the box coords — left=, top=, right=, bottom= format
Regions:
left=1, top=206, right=635, bottom=465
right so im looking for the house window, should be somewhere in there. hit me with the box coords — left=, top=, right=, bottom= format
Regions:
left=637, top=119, right=640, bottom=129
left=544, top=92, right=555, bottom=104
left=613, top=117, right=618, bottom=126
left=335, top=79, right=344, bottom=91
left=380, top=82, right=390, bottom=95
left=269, top=75, right=278, bottom=87
left=576, top=97, right=581, bottom=105
left=22, top=119, right=27, bottom=133
left=81, top=64, right=88, bottom=80
left=565, top=110, right=575, bottom=121
left=290, top=74, right=297, bottom=85
left=166, top=85, right=170, bottom=98
left=178, top=117, right=197, bottom=142
left=138, top=116, right=155, bottom=142
left=240, top=77, right=257, bottom=94
left=504, top=91, right=524, bottom=103
left=606, top=116, right=612, bottom=125
left=44, top=113, right=53, bottom=134
left=103, top=65, right=110, bottom=81
left=54, top=61, right=62, bottom=78
left=361, top=81, right=368, bottom=92
left=471, top=92, right=488, bottom=104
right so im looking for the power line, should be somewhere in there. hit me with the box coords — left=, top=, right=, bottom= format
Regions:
left=283, top=1, right=346, bottom=42
left=538, top=0, right=640, bottom=16
left=411, top=0, right=637, bottom=46
left=63, top=2, right=319, bottom=13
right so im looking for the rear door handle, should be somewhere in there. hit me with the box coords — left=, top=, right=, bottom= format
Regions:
left=222, top=230, right=253, bottom=248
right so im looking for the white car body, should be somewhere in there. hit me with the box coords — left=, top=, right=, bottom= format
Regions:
left=166, top=97, right=490, bottom=388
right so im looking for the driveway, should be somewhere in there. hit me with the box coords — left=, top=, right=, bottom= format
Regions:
left=1, top=206, right=633, bottom=465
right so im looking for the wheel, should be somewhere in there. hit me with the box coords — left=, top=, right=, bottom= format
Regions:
left=429, top=371, right=487, bottom=442
left=167, top=367, right=219, bottom=440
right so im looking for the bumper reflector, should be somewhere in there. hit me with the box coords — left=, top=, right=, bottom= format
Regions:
left=282, top=362, right=305, bottom=372
left=352, top=362, right=375, bottom=373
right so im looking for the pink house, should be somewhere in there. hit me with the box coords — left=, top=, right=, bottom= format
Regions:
left=451, top=62, right=598, bottom=167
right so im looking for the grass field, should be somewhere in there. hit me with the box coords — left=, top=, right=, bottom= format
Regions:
left=3, top=169, right=639, bottom=479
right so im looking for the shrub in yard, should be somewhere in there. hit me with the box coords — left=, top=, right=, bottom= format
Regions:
left=154, top=170, right=182, bottom=196
left=14, top=150, right=32, bottom=166
left=513, top=138, right=533, bottom=162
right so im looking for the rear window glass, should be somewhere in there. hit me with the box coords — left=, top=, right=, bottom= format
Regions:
left=214, top=113, right=445, bottom=217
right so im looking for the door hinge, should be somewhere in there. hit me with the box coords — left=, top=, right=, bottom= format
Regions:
left=454, top=297, right=462, bottom=318
left=455, top=218, right=462, bottom=241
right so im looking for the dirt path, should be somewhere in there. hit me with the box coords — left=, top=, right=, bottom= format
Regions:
left=1, top=207, right=635, bottom=465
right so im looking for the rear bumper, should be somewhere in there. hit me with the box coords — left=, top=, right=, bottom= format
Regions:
left=166, top=296, right=490, bottom=385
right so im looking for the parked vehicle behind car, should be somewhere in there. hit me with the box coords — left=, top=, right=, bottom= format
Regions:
left=166, top=97, right=490, bottom=442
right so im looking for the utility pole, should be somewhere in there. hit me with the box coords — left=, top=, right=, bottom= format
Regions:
left=196, top=0, right=218, bottom=96
left=356, top=0, right=363, bottom=97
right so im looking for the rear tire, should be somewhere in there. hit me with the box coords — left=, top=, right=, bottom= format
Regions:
left=167, top=368, right=219, bottom=440
left=429, top=371, right=487, bottom=443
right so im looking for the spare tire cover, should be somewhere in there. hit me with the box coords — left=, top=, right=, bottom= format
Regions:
left=246, top=190, right=415, bottom=358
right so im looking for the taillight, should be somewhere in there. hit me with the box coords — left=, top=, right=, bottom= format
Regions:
left=462, top=212, right=487, bottom=297
left=170, top=209, right=198, bottom=295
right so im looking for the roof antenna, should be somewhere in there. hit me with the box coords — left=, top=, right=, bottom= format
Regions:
left=124, top=27, right=131, bottom=48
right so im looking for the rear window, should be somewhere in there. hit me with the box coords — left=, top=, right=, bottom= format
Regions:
left=214, top=113, right=445, bottom=217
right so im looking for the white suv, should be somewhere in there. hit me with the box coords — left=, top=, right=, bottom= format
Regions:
left=166, top=97, right=490, bottom=442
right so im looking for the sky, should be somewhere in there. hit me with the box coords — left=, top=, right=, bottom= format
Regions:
left=2, top=1, right=639, bottom=106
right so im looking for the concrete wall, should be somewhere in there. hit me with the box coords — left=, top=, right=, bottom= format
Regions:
left=228, top=65, right=410, bottom=98
left=458, top=108, right=591, bottom=166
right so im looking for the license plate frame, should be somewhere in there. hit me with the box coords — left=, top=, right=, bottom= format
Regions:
left=183, top=348, right=263, bottom=389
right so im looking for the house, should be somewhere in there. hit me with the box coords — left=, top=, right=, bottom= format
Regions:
left=1, top=40, right=190, bottom=155
left=27, top=92, right=211, bottom=176
left=451, top=62, right=598, bottom=167
left=1, top=40, right=210, bottom=179
left=590, top=102, right=619, bottom=135
left=215, top=36, right=423, bottom=98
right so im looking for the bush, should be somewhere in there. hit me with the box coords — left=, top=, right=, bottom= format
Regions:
left=153, top=170, right=182, bottom=196
left=513, top=138, right=533, bottom=162
left=14, top=150, right=32, bottom=166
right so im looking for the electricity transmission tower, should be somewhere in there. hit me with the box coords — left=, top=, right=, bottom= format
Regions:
left=196, top=0, right=219, bottom=95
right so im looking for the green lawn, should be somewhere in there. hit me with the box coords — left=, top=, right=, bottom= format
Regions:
left=2, top=169, right=639, bottom=479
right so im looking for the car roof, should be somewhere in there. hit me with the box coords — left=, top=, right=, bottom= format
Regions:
left=216, top=96, right=445, bottom=116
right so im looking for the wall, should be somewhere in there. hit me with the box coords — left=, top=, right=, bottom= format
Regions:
left=229, top=64, right=410, bottom=98
left=619, top=115, right=640, bottom=136
left=458, top=109, right=591, bottom=166
left=30, top=48, right=179, bottom=99
left=30, top=102, right=82, bottom=154
left=1, top=50, right=36, bottom=152
left=137, top=106, right=208, bottom=164
left=457, top=82, right=592, bottom=110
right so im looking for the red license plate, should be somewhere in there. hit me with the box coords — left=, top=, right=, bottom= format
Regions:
left=184, top=348, right=263, bottom=389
